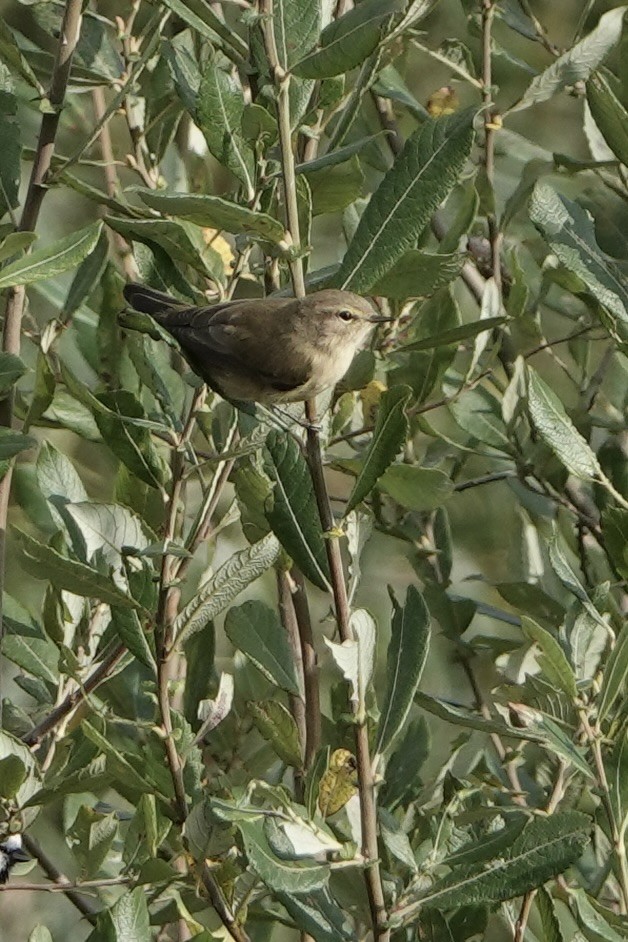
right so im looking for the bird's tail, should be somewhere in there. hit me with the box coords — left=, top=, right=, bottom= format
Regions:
left=123, top=283, right=183, bottom=316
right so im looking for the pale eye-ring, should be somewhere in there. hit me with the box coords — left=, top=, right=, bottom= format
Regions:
left=337, top=309, right=354, bottom=322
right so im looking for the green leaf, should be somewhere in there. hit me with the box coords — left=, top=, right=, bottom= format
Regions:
left=174, top=533, right=281, bottom=644
left=527, top=366, right=601, bottom=480
left=0, top=754, right=27, bottom=799
left=378, top=465, right=454, bottom=511
left=264, top=430, right=331, bottom=591
left=536, top=887, right=565, bottom=942
left=64, top=228, right=109, bottom=319
left=1, top=633, right=58, bottom=685
left=110, top=607, right=156, bottom=673
left=335, top=109, right=476, bottom=293
left=108, top=887, right=151, bottom=942
left=598, top=621, right=628, bottom=723
left=510, top=6, right=626, bottom=112
left=93, top=389, right=169, bottom=490
left=0, top=352, right=26, bottom=393
left=415, top=692, right=539, bottom=741
left=238, top=820, right=329, bottom=894
left=159, top=0, right=248, bottom=58
left=224, top=600, right=300, bottom=695
left=587, top=70, right=628, bottom=166
left=521, top=616, right=578, bottom=699
left=197, top=54, right=255, bottom=199
left=64, top=501, right=152, bottom=566
left=294, top=0, right=404, bottom=79
left=450, top=386, right=511, bottom=450
left=375, top=585, right=430, bottom=755
left=393, top=812, right=590, bottom=925
left=106, top=216, right=214, bottom=279
left=529, top=184, right=628, bottom=349
left=307, top=155, right=365, bottom=217
left=0, top=428, right=36, bottom=459
left=570, top=888, right=625, bottom=942
left=0, top=231, right=37, bottom=265
left=0, top=20, right=43, bottom=92
left=136, top=190, right=287, bottom=244
left=370, top=250, right=466, bottom=299
left=345, top=386, right=410, bottom=514
left=325, top=609, right=376, bottom=721
left=276, top=888, right=357, bottom=942
left=0, top=84, right=21, bottom=220
left=17, top=529, right=140, bottom=609
left=0, top=222, right=103, bottom=290
left=602, top=508, right=628, bottom=580
left=248, top=700, right=302, bottom=767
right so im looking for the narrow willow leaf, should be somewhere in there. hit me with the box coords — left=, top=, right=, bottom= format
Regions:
left=197, top=54, right=255, bottom=199
left=108, top=887, right=151, bottom=942
left=0, top=222, right=102, bottom=290
left=0, top=232, right=37, bottom=265
left=174, top=533, right=280, bottom=644
left=548, top=535, right=608, bottom=631
left=294, top=0, right=404, bottom=79
left=224, top=600, right=300, bottom=695
left=521, top=616, right=578, bottom=699
left=0, top=429, right=36, bottom=459
left=82, top=721, right=164, bottom=798
left=529, top=184, right=628, bottom=349
left=64, top=501, right=153, bottom=566
left=510, top=6, right=626, bottom=112
left=248, top=700, right=302, bottom=767
left=603, top=508, right=628, bottom=579
left=345, top=385, right=410, bottom=514
left=505, top=705, right=593, bottom=778
left=450, top=386, right=511, bottom=451
left=415, top=692, right=539, bottom=742
left=598, top=622, right=628, bottom=722
left=136, top=190, right=287, bottom=244
left=17, top=529, right=140, bottom=609
left=536, top=887, right=565, bottom=942
left=106, top=216, right=214, bottom=279
left=570, top=888, right=625, bottom=942
left=378, top=465, right=454, bottom=511
left=1, top=634, right=58, bottom=685
left=587, top=70, right=628, bottom=166
left=264, top=430, right=331, bottom=591
left=398, top=316, right=505, bottom=352
left=375, top=586, right=430, bottom=756
left=0, top=19, right=43, bottom=92
left=110, top=607, right=156, bottom=673
left=393, top=811, right=590, bottom=925
left=607, top=731, right=628, bottom=844
left=527, top=366, right=601, bottom=480
left=335, top=109, right=476, bottom=293
left=276, top=888, right=356, bottom=942
left=160, top=0, right=248, bottom=58
left=93, top=389, right=170, bottom=490
left=0, top=352, right=26, bottom=392
left=370, top=250, right=466, bottom=299
left=238, top=820, right=329, bottom=894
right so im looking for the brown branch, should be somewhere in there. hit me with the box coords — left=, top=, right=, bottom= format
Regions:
left=481, top=0, right=503, bottom=297
left=262, top=2, right=388, bottom=935
left=20, top=833, right=100, bottom=923
left=0, top=0, right=84, bottom=725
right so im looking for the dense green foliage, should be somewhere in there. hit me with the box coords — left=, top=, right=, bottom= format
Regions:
left=0, top=1, right=627, bottom=941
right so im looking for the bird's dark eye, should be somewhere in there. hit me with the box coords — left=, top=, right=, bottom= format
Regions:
left=337, top=309, right=354, bottom=322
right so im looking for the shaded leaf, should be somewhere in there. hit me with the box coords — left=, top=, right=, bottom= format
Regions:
left=371, top=250, right=466, bottom=299
left=248, top=700, right=302, bottom=767
left=346, top=385, right=410, bottom=513
left=529, top=184, right=628, bottom=349
left=378, top=465, right=454, bottom=511
left=224, top=600, right=300, bottom=695
left=587, top=69, right=628, bottom=166
left=375, top=585, right=430, bottom=755
left=238, top=820, right=329, bottom=894
left=521, top=616, right=578, bottom=699
left=598, top=621, right=628, bottom=723
left=264, top=430, right=331, bottom=591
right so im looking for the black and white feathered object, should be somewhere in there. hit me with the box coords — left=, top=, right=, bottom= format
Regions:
left=0, top=834, right=29, bottom=883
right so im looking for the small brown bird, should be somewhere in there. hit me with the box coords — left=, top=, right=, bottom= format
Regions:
left=123, top=284, right=388, bottom=404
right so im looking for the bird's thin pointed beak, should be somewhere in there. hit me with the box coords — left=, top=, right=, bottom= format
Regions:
left=368, top=314, right=393, bottom=323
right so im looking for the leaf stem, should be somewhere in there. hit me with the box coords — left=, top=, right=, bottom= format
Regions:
left=481, top=0, right=503, bottom=298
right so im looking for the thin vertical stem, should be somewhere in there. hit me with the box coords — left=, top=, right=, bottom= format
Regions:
left=261, top=2, right=389, bottom=936
left=0, top=0, right=84, bottom=723
left=481, top=0, right=502, bottom=296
